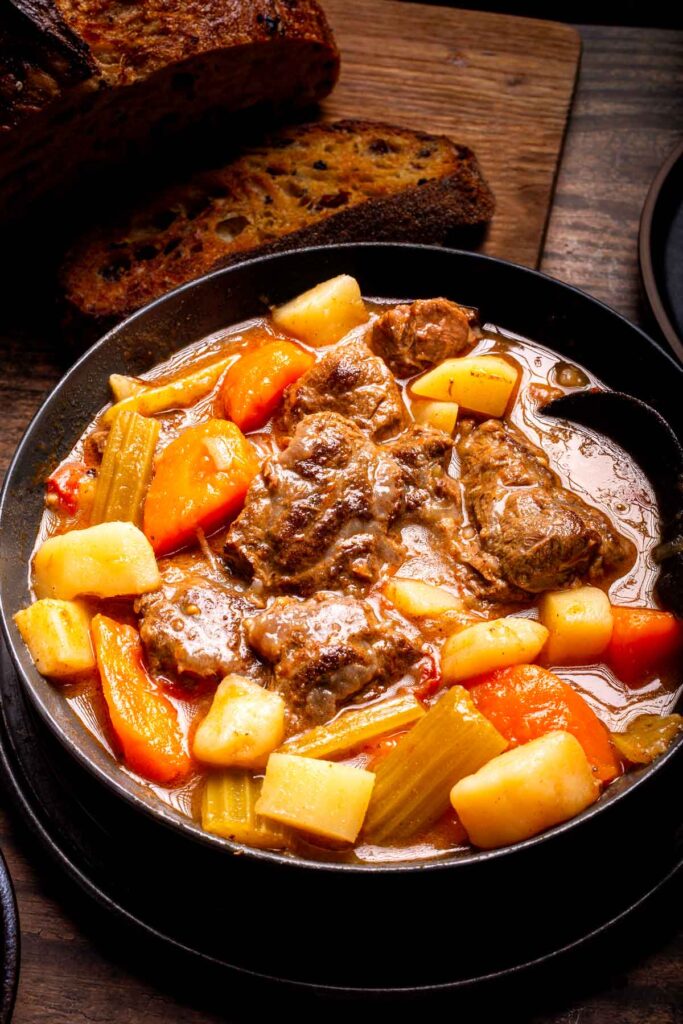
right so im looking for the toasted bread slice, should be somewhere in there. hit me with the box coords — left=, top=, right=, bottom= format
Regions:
left=0, top=0, right=338, bottom=224
left=62, top=120, right=495, bottom=324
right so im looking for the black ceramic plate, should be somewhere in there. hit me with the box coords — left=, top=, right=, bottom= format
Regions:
left=0, top=840, right=19, bottom=1022
left=0, top=243, right=682, bottom=991
left=0, top=642, right=680, bottom=993
left=640, top=138, right=683, bottom=362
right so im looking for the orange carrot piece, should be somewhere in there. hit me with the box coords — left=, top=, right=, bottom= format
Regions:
left=91, top=614, right=192, bottom=784
left=143, top=419, right=258, bottom=555
left=468, top=664, right=621, bottom=784
left=605, top=606, right=683, bottom=686
left=221, top=339, right=315, bottom=432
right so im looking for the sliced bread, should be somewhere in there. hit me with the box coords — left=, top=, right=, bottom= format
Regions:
left=62, top=119, right=495, bottom=325
left=0, top=0, right=339, bottom=224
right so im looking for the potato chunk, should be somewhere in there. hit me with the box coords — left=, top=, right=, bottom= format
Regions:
left=384, top=578, right=462, bottom=617
left=411, top=355, right=518, bottom=417
left=272, top=275, right=369, bottom=347
left=441, top=617, right=549, bottom=683
left=33, top=521, right=160, bottom=600
left=450, top=730, right=599, bottom=849
left=539, top=586, right=613, bottom=664
left=14, top=599, right=94, bottom=678
left=411, top=399, right=459, bottom=434
left=193, top=675, right=285, bottom=769
left=256, top=753, right=375, bottom=843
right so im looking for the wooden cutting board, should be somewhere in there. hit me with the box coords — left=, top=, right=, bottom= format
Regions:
left=321, top=0, right=581, bottom=268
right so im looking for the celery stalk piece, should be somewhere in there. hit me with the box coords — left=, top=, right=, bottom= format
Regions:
left=363, top=686, right=507, bottom=844
left=103, top=355, right=233, bottom=425
left=202, top=770, right=290, bottom=849
left=611, top=713, right=683, bottom=765
left=279, top=694, right=426, bottom=760
left=91, top=411, right=159, bottom=527
left=109, top=373, right=147, bottom=402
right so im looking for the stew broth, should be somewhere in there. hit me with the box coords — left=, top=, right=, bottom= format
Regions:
left=28, top=295, right=681, bottom=864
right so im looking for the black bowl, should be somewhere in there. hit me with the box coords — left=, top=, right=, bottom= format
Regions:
left=639, top=138, right=683, bottom=362
left=1, top=243, right=681, bottom=989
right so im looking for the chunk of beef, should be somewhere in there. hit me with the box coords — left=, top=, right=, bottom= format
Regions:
left=370, top=297, right=479, bottom=377
left=246, top=593, right=423, bottom=727
left=385, top=424, right=473, bottom=596
left=386, top=423, right=460, bottom=519
left=279, top=337, right=408, bottom=441
left=457, top=420, right=635, bottom=599
left=136, top=569, right=266, bottom=682
left=224, top=412, right=405, bottom=595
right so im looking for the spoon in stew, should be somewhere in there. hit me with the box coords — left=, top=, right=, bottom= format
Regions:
left=541, top=389, right=683, bottom=616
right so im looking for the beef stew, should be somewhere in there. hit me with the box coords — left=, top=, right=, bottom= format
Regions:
left=14, top=274, right=683, bottom=863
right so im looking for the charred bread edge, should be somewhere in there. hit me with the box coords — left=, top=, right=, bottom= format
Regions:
left=9, top=0, right=95, bottom=76
left=62, top=127, right=495, bottom=331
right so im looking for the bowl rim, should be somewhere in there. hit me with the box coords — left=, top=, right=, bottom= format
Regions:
left=638, top=137, right=683, bottom=363
left=1, top=241, right=681, bottom=875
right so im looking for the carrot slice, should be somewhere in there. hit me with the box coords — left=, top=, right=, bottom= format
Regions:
left=143, top=419, right=258, bottom=555
left=468, top=664, right=621, bottom=783
left=605, top=606, right=683, bottom=686
left=91, top=614, right=192, bottom=784
left=221, top=339, right=315, bottom=432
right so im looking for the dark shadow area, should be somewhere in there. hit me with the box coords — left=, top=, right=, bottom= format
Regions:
left=1, top=781, right=680, bottom=1024
left=404, top=0, right=683, bottom=28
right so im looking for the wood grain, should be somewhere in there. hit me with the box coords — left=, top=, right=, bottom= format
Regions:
left=542, top=26, right=683, bottom=328
left=0, top=15, right=682, bottom=1024
left=321, top=0, right=581, bottom=268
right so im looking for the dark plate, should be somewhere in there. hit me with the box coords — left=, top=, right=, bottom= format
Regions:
left=0, top=839, right=19, bottom=1022
left=0, top=641, right=680, bottom=994
left=0, top=243, right=681, bottom=990
left=639, top=138, right=683, bottom=361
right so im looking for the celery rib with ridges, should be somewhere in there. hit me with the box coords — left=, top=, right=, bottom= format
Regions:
left=91, top=410, right=159, bottom=527
left=362, top=686, right=508, bottom=844
left=202, top=770, right=290, bottom=849
left=103, top=354, right=232, bottom=425
left=279, top=694, right=425, bottom=759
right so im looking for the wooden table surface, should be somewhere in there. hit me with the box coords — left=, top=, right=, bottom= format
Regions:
left=1, top=19, right=682, bottom=1024
left=322, top=0, right=581, bottom=268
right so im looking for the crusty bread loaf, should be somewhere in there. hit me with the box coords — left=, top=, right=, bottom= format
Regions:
left=62, top=119, right=495, bottom=326
left=0, top=0, right=339, bottom=224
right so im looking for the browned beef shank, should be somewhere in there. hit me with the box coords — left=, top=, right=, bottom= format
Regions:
left=369, top=297, right=479, bottom=377
left=457, top=419, right=634, bottom=600
left=279, top=337, right=408, bottom=441
left=386, top=423, right=460, bottom=520
left=245, top=593, right=423, bottom=727
left=224, top=412, right=406, bottom=594
left=136, top=569, right=266, bottom=683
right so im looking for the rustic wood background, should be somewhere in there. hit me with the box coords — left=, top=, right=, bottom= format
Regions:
left=322, top=0, right=581, bottom=269
left=0, top=11, right=682, bottom=1024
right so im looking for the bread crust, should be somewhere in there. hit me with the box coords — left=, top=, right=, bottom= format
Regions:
left=2, top=0, right=337, bottom=126
left=55, top=0, right=338, bottom=86
left=0, top=2, right=94, bottom=131
left=62, top=119, right=495, bottom=329
left=0, top=0, right=339, bottom=221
